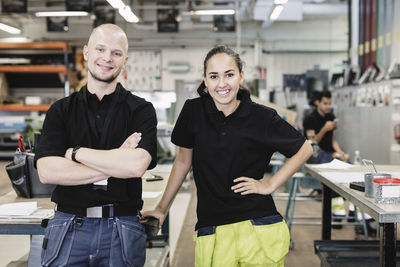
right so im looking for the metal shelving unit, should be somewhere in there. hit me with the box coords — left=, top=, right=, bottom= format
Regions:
left=0, top=42, right=69, bottom=111
left=0, top=42, right=69, bottom=156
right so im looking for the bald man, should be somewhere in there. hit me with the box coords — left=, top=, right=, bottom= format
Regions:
left=35, top=24, right=157, bottom=266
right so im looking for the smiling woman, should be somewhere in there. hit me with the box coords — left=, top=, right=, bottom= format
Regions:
left=142, top=45, right=313, bottom=267
left=203, top=53, right=243, bottom=116
left=198, top=45, right=246, bottom=116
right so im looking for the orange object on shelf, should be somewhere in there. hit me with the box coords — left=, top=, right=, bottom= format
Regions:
left=0, top=42, right=67, bottom=51
left=0, top=65, right=66, bottom=74
left=0, top=104, right=50, bottom=111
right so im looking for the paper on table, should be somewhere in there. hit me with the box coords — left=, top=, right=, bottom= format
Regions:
left=0, top=201, right=37, bottom=216
left=311, top=159, right=356, bottom=170
left=0, top=209, right=54, bottom=219
left=319, top=172, right=365, bottom=183
left=319, top=172, right=400, bottom=184
left=142, top=192, right=162, bottom=198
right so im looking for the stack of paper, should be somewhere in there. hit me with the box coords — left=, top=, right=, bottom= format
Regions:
left=311, top=159, right=356, bottom=170
left=0, top=202, right=53, bottom=219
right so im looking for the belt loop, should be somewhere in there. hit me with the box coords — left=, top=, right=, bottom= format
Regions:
left=110, top=205, right=114, bottom=217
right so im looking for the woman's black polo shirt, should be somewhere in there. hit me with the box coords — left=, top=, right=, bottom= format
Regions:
left=34, top=83, right=157, bottom=209
left=171, top=90, right=305, bottom=230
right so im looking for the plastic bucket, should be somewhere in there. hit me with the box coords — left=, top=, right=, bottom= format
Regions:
left=373, top=178, right=400, bottom=204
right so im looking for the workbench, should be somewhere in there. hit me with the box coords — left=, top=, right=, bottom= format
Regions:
left=0, top=168, right=171, bottom=267
left=305, top=164, right=400, bottom=267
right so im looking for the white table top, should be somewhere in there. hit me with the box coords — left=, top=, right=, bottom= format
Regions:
left=305, top=164, right=400, bottom=223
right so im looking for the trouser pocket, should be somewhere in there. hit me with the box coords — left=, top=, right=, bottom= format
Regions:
left=111, top=216, right=147, bottom=267
left=251, top=215, right=290, bottom=264
left=41, top=212, right=75, bottom=267
left=194, top=226, right=216, bottom=267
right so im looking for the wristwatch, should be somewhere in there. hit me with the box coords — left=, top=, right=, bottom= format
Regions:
left=71, top=146, right=81, bottom=163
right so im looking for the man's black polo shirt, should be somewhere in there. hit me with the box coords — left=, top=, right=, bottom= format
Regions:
left=171, top=90, right=305, bottom=230
left=34, top=83, right=157, bottom=209
left=303, top=109, right=335, bottom=152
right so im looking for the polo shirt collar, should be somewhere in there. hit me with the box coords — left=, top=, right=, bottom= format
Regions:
left=78, top=82, right=127, bottom=104
left=203, top=89, right=252, bottom=118
left=313, top=109, right=326, bottom=119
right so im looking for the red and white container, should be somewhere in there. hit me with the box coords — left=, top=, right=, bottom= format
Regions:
left=373, top=178, right=400, bottom=204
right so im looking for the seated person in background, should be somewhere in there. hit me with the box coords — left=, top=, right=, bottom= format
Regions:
left=303, top=91, right=347, bottom=163
left=303, top=91, right=347, bottom=223
left=303, top=91, right=376, bottom=235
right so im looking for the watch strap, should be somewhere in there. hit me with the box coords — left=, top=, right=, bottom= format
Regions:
left=72, top=146, right=80, bottom=163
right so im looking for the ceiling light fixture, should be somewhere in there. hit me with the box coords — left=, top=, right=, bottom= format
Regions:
left=118, top=6, right=139, bottom=23
left=274, top=0, right=288, bottom=4
left=193, top=9, right=235, bottom=15
left=0, top=23, right=21, bottom=34
left=35, top=11, right=89, bottom=17
left=0, top=37, right=31, bottom=42
left=106, top=0, right=125, bottom=9
left=105, top=0, right=139, bottom=23
left=270, top=5, right=284, bottom=20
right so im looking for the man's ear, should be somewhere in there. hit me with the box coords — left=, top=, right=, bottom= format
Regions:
left=83, top=45, right=88, bottom=61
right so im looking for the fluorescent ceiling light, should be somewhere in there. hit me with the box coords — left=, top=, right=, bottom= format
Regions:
left=0, top=37, right=32, bottom=42
left=194, top=9, right=235, bottom=15
left=105, top=0, right=139, bottom=23
left=274, top=0, right=288, bottom=4
left=106, top=0, right=125, bottom=9
left=0, top=23, right=21, bottom=34
left=270, top=5, right=284, bottom=20
left=35, top=11, right=88, bottom=17
left=118, top=6, right=139, bottom=23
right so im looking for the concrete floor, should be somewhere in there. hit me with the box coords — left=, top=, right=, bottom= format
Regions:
left=0, top=160, right=397, bottom=267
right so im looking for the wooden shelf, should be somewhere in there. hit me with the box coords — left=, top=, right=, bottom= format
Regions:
left=0, top=41, right=69, bottom=98
left=0, top=104, right=50, bottom=111
left=0, top=42, right=67, bottom=51
left=0, top=65, right=66, bottom=74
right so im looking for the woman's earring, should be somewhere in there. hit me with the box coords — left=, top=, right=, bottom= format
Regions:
left=204, top=87, right=208, bottom=93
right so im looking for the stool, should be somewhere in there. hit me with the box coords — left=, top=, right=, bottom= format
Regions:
left=284, top=172, right=369, bottom=237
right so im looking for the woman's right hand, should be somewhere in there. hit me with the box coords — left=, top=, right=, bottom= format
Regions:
left=141, top=208, right=166, bottom=229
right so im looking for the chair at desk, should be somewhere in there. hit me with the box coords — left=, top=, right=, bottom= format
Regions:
left=283, top=167, right=369, bottom=239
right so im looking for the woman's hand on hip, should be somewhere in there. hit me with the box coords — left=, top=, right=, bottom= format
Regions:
left=231, top=177, right=274, bottom=195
